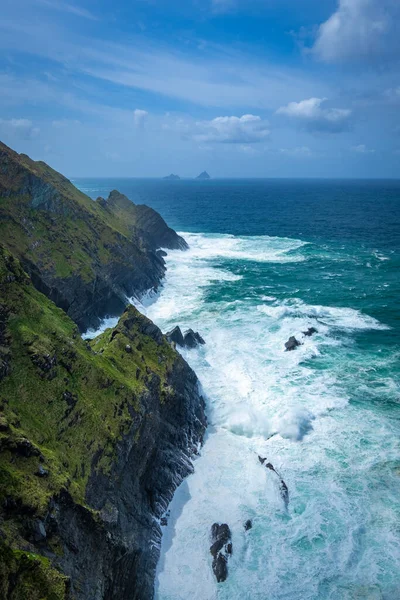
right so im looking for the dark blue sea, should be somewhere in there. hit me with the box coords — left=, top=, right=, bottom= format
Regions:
left=75, top=178, right=400, bottom=600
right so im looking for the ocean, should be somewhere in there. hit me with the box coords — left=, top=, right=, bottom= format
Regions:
left=75, top=178, right=400, bottom=600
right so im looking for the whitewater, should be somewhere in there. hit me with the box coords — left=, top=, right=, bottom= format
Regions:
left=129, top=231, right=399, bottom=600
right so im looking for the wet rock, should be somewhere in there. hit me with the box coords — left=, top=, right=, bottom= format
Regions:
left=284, top=336, right=301, bottom=351
left=244, top=519, right=252, bottom=531
left=259, top=457, right=289, bottom=508
left=160, top=517, right=168, bottom=526
left=210, top=523, right=232, bottom=583
left=166, top=326, right=185, bottom=347
left=183, top=329, right=205, bottom=349
left=303, top=327, right=317, bottom=337
left=166, top=327, right=205, bottom=349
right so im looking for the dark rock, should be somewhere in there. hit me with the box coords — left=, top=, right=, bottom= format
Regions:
left=160, top=517, right=168, bottom=526
left=210, top=523, right=232, bottom=583
left=163, top=174, right=180, bottom=180
left=156, top=249, right=168, bottom=258
left=183, top=329, right=205, bottom=349
left=35, top=464, right=49, bottom=477
left=32, top=519, right=47, bottom=542
left=166, top=326, right=185, bottom=347
left=244, top=519, right=252, bottom=531
left=125, top=344, right=132, bottom=354
left=285, top=336, right=301, bottom=351
left=303, top=327, right=318, bottom=337
left=259, top=457, right=289, bottom=509
left=196, top=171, right=211, bottom=180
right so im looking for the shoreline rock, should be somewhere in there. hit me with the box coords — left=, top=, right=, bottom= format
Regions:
left=210, top=523, right=232, bottom=583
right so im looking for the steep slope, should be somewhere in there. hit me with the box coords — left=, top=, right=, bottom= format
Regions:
left=0, top=245, right=206, bottom=599
left=0, top=142, right=186, bottom=332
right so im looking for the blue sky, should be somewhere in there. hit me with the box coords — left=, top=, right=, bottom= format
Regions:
left=1, top=0, right=400, bottom=177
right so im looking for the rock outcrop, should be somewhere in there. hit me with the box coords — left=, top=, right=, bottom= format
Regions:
left=0, top=246, right=207, bottom=600
left=210, top=523, right=232, bottom=583
left=196, top=171, right=211, bottom=180
left=285, top=336, right=301, bottom=351
left=259, top=457, right=289, bottom=508
left=303, top=327, right=318, bottom=337
left=0, top=142, right=187, bottom=332
left=163, top=174, right=180, bottom=180
left=166, top=326, right=206, bottom=349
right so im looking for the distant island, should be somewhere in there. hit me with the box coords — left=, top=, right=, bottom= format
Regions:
left=196, top=171, right=211, bottom=180
left=163, top=174, right=181, bottom=180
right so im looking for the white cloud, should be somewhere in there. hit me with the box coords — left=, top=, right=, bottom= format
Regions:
left=280, top=146, right=313, bottom=157
left=193, top=114, right=270, bottom=144
left=0, top=18, right=327, bottom=111
left=276, top=97, right=351, bottom=132
left=0, top=118, right=40, bottom=139
left=352, top=144, right=375, bottom=153
left=133, top=109, right=148, bottom=127
left=36, top=0, right=98, bottom=20
left=313, top=0, right=400, bottom=63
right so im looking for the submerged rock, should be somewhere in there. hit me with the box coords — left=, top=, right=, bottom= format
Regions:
left=210, top=523, right=232, bottom=583
left=303, top=327, right=317, bottom=337
left=285, top=336, right=301, bottom=351
left=259, top=457, right=289, bottom=509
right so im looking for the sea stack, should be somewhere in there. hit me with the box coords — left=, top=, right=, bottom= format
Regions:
left=196, top=171, right=211, bottom=180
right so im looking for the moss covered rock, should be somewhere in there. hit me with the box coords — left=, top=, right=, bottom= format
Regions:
left=0, top=246, right=206, bottom=599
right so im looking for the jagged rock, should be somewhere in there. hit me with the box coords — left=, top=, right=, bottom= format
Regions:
left=303, top=327, right=318, bottom=337
left=166, top=326, right=185, bottom=347
left=166, top=327, right=205, bottom=349
left=285, top=336, right=301, bottom=351
left=210, top=523, right=232, bottom=583
left=183, top=329, right=205, bottom=349
left=259, top=457, right=289, bottom=509
left=163, top=174, right=180, bottom=180
left=244, top=519, right=252, bottom=531
left=160, top=517, right=168, bottom=526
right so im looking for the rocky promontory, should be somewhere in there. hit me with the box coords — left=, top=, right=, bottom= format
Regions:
left=0, top=143, right=207, bottom=600
left=0, top=142, right=186, bottom=332
left=0, top=246, right=206, bottom=599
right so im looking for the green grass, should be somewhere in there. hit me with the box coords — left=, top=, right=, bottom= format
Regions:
left=0, top=245, right=180, bottom=596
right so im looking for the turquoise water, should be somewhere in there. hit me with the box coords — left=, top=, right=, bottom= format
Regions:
left=76, top=179, right=400, bottom=599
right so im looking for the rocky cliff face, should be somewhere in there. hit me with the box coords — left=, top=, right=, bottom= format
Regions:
left=0, top=246, right=206, bottom=599
left=0, top=142, right=186, bottom=332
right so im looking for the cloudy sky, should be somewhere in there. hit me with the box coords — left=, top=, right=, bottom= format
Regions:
left=1, top=0, right=400, bottom=177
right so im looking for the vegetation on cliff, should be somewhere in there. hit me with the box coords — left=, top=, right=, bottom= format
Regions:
left=0, top=244, right=205, bottom=599
left=0, top=141, right=187, bottom=332
left=0, top=143, right=205, bottom=599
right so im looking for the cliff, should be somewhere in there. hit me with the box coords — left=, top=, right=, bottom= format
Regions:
left=0, top=245, right=206, bottom=599
left=0, top=142, right=187, bottom=332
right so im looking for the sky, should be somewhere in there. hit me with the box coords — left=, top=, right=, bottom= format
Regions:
left=1, top=0, right=400, bottom=178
